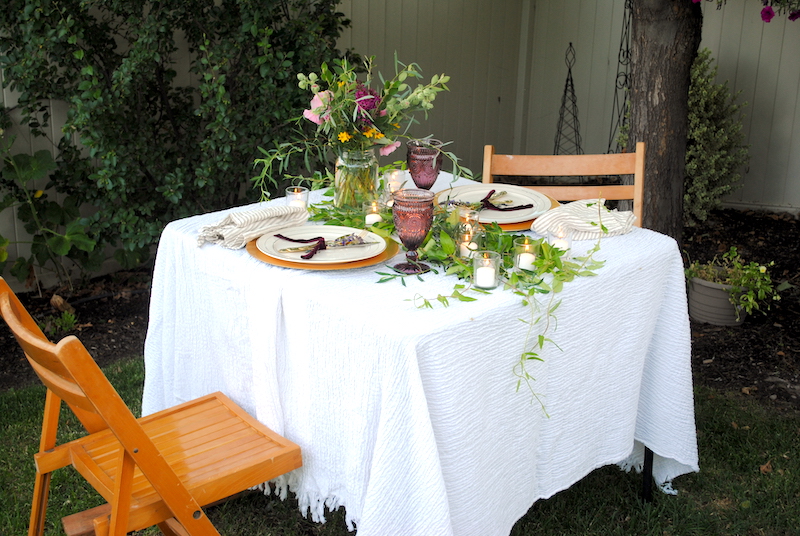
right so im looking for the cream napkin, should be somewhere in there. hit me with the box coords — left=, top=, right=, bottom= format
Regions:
left=197, top=205, right=309, bottom=249
left=532, top=199, right=635, bottom=240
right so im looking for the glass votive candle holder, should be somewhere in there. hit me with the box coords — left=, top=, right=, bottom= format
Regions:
left=473, top=251, right=501, bottom=289
left=458, top=206, right=480, bottom=229
left=514, top=236, right=538, bottom=271
left=363, top=200, right=385, bottom=226
left=383, top=169, right=406, bottom=206
left=547, top=226, right=573, bottom=258
left=457, top=225, right=483, bottom=259
left=285, top=186, right=309, bottom=209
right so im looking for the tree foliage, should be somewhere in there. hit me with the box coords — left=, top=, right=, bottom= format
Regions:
left=684, top=49, right=749, bottom=226
left=0, top=0, right=349, bottom=284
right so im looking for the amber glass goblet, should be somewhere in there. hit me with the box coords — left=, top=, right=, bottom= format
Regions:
left=392, top=189, right=435, bottom=274
left=406, top=139, right=443, bottom=190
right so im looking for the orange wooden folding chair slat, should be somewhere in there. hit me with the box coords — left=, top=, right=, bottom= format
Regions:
left=482, top=142, right=646, bottom=227
left=0, top=277, right=302, bottom=536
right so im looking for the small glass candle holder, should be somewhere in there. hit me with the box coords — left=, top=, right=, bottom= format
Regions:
left=513, top=236, right=538, bottom=272
left=473, top=251, right=501, bottom=289
left=457, top=225, right=483, bottom=259
left=458, top=206, right=480, bottom=228
left=547, top=226, right=573, bottom=258
left=285, top=186, right=309, bottom=210
left=382, top=169, right=406, bottom=206
left=363, top=200, right=385, bottom=226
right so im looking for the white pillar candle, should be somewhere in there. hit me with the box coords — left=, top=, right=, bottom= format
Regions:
left=459, top=241, right=478, bottom=258
left=475, top=266, right=497, bottom=289
left=365, top=212, right=383, bottom=226
left=516, top=252, right=536, bottom=271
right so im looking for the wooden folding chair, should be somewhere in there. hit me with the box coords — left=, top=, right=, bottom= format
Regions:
left=482, top=142, right=646, bottom=227
left=0, top=278, right=302, bottom=536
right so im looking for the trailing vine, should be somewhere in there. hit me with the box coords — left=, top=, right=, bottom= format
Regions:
left=308, top=190, right=606, bottom=410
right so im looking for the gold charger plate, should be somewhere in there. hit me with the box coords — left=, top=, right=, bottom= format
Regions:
left=433, top=188, right=559, bottom=232
left=246, top=237, right=399, bottom=270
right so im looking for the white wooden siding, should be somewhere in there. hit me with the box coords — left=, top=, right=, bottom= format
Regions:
left=2, top=0, right=798, bottom=270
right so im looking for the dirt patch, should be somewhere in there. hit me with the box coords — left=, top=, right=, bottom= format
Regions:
left=1, top=209, right=798, bottom=411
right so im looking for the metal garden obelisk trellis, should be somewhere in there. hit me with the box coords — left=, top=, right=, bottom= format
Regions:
left=607, top=0, right=633, bottom=154
left=553, top=42, right=583, bottom=156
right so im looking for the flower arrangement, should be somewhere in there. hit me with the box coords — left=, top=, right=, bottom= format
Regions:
left=298, top=55, right=450, bottom=156
left=685, top=246, right=781, bottom=317
left=253, top=55, right=455, bottom=206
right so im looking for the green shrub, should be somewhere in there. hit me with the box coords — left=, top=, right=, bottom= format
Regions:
left=684, top=48, right=750, bottom=226
left=0, top=0, right=350, bottom=284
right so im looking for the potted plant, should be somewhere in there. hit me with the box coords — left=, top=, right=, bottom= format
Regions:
left=685, top=246, right=780, bottom=326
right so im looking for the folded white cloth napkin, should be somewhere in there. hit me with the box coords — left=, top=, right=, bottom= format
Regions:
left=532, top=199, right=635, bottom=240
left=197, top=205, right=309, bottom=249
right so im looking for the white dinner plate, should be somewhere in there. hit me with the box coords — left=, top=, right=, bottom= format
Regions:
left=257, top=225, right=387, bottom=264
left=437, top=184, right=552, bottom=224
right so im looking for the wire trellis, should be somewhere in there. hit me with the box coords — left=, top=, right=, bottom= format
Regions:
left=553, top=42, right=583, bottom=156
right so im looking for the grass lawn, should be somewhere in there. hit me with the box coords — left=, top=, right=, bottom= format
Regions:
left=2, top=357, right=799, bottom=535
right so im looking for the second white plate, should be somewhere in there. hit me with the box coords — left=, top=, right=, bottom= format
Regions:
left=257, top=225, right=387, bottom=264
left=438, top=184, right=552, bottom=224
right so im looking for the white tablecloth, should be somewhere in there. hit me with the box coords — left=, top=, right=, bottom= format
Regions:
left=143, top=174, right=698, bottom=535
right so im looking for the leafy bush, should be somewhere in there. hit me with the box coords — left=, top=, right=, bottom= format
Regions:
left=684, top=48, right=750, bottom=226
left=0, top=0, right=349, bottom=284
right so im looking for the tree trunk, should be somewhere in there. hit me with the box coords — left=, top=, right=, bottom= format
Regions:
left=629, top=0, right=703, bottom=241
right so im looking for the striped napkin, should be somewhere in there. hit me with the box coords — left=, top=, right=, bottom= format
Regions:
left=197, top=205, right=309, bottom=249
left=532, top=199, right=635, bottom=240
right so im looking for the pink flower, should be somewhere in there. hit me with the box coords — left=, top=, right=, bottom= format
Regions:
left=303, top=91, right=333, bottom=125
left=692, top=0, right=701, bottom=3
left=761, top=6, right=775, bottom=22
left=379, top=140, right=402, bottom=156
left=790, top=10, right=800, bottom=21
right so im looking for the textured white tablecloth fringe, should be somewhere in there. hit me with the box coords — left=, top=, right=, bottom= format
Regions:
left=197, top=205, right=308, bottom=249
left=533, top=199, right=635, bottom=240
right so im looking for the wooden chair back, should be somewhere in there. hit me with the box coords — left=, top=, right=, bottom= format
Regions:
left=482, top=142, right=646, bottom=227
left=0, top=278, right=302, bottom=536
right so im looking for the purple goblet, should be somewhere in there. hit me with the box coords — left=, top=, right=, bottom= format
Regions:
left=407, top=139, right=443, bottom=190
left=392, top=189, right=435, bottom=274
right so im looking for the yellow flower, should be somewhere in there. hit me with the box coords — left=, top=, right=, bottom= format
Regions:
left=34, top=190, right=44, bottom=198
left=338, top=81, right=346, bottom=87
left=759, top=266, right=767, bottom=273
left=374, top=131, right=385, bottom=139
left=363, top=128, right=377, bottom=139
left=338, top=131, right=352, bottom=142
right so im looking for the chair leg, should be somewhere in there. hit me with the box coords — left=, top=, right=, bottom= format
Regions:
left=641, top=446, right=654, bottom=503
left=28, top=471, right=51, bottom=536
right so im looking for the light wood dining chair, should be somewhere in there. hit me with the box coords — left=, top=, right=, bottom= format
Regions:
left=0, top=277, right=302, bottom=536
left=482, top=142, right=646, bottom=227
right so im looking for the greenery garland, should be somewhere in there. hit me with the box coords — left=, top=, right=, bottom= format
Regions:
left=308, top=190, right=606, bottom=411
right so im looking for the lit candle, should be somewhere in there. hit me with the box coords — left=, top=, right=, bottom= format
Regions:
left=364, top=201, right=384, bottom=226
left=473, top=251, right=500, bottom=289
left=459, top=238, right=478, bottom=258
left=387, top=170, right=405, bottom=193
left=548, top=227, right=572, bottom=256
left=286, top=186, right=309, bottom=209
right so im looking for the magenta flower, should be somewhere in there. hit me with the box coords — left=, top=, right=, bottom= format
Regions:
left=303, top=91, right=333, bottom=125
left=692, top=0, right=701, bottom=3
left=379, top=140, right=402, bottom=156
left=355, top=84, right=381, bottom=113
left=761, top=6, right=775, bottom=22
left=790, top=10, right=800, bottom=21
